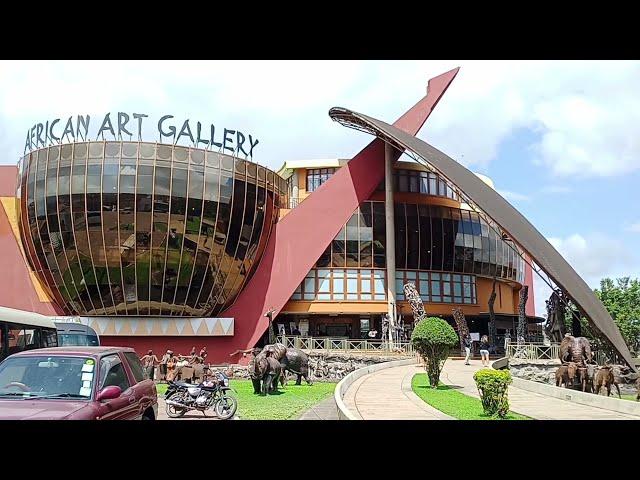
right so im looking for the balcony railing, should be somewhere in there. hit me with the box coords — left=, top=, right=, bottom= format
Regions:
left=287, top=197, right=304, bottom=209
left=277, top=335, right=414, bottom=354
left=505, top=342, right=610, bottom=365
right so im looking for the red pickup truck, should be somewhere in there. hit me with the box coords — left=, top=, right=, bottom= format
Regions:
left=0, top=346, right=157, bottom=420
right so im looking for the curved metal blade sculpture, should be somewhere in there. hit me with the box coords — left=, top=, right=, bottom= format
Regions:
left=329, top=107, right=636, bottom=372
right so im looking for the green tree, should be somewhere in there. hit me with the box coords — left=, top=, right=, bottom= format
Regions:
left=411, top=316, right=458, bottom=388
left=594, top=277, right=640, bottom=354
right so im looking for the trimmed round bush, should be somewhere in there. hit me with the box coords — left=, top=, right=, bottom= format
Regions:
left=473, top=369, right=512, bottom=418
left=411, top=317, right=458, bottom=387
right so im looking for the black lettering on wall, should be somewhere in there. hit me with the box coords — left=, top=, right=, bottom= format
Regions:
left=236, top=131, right=248, bottom=156
left=248, top=135, right=259, bottom=158
left=196, top=122, right=209, bottom=147
left=49, top=119, right=61, bottom=141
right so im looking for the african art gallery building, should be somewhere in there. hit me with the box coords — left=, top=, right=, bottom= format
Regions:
left=1, top=67, right=634, bottom=367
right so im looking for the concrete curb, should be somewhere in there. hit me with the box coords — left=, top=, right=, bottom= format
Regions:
left=334, top=358, right=418, bottom=420
left=492, top=358, right=640, bottom=416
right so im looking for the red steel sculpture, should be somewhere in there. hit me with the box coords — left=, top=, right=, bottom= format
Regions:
left=219, top=68, right=460, bottom=363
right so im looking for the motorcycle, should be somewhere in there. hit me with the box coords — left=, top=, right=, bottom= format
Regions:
left=164, top=372, right=237, bottom=419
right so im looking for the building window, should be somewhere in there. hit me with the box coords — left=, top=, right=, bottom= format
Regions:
left=291, top=269, right=386, bottom=301
left=306, top=168, right=336, bottom=192
left=395, top=270, right=476, bottom=304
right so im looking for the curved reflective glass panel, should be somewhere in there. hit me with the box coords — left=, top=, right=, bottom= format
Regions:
left=316, top=201, right=525, bottom=284
left=18, top=142, right=286, bottom=316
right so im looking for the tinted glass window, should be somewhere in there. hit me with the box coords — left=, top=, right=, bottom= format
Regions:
left=59, top=334, right=99, bottom=346
left=99, top=355, right=130, bottom=391
left=123, top=352, right=145, bottom=383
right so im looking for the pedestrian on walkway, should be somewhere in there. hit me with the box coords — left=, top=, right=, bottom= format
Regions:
left=464, top=334, right=472, bottom=365
left=479, top=335, right=490, bottom=367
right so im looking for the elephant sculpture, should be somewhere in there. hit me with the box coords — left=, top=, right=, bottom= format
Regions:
left=248, top=351, right=283, bottom=395
left=559, top=335, right=593, bottom=366
left=234, top=343, right=313, bottom=391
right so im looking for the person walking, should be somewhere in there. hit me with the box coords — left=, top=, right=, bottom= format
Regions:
left=464, top=334, right=473, bottom=365
left=479, top=335, right=490, bottom=367
left=159, top=349, right=171, bottom=382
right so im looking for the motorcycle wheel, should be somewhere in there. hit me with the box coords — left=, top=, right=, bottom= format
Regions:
left=214, top=395, right=237, bottom=420
left=166, top=402, right=187, bottom=418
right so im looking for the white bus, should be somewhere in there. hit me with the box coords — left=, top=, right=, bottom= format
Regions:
left=0, top=307, right=58, bottom=362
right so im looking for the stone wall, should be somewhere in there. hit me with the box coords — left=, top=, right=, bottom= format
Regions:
left=509, top=359, right=639, bottom=395
left=208, top=352, right=413, bottom=383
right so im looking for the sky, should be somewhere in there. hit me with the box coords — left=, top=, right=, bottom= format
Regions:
left=1, top=60, right=638, bottom=316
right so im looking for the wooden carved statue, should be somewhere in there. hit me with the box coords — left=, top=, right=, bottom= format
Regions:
left=452, top=307, right=469, bottom=355
left=487, top=277, right=497, bottom=349
left=517, top=285, right=529, bottom=344
left=403, top=283, right=426, bottom=324
left=544, top=289, right=567, bottom=343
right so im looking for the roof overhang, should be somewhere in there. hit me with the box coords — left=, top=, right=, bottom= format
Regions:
left=329, top=106, right=637, bottom=372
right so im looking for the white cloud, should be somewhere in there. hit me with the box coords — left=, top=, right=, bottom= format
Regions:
left=497, top=190, right=531, bottom=202
left=1, top=60, right=640, bottom=178
left=626, top=223, right=640, bottom=233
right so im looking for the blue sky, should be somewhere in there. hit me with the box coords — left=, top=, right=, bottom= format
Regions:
left=1, top=60, right=638, bottom=315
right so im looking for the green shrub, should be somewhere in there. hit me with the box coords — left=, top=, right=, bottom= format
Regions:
left=411, top=317, right=458, bottom=388
left=473, top=369, right=512, bottom=418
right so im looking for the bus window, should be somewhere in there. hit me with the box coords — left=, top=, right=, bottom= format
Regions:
left=7, top=325, right=24, bottom=356
left=22, top=328, right=40, bottom=350
left=42, top=329, right=58, bottom=347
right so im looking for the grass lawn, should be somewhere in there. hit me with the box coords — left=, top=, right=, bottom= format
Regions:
left=411, top=373, right=530, bottom=420
left=156, top=380, right=335, bottom=420
left=621, top=394, right=639, bottom=402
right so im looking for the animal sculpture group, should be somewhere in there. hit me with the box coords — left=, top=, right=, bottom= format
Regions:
left=239, top=343, right=313, bottom=396
left=555, top=335, right=622, bottom=398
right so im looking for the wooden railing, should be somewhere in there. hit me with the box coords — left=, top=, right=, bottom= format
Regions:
left=276, top=335, right=414, bottom=354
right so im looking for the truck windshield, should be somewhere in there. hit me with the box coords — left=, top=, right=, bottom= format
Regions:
left=0, top=356, right=94, bottom=399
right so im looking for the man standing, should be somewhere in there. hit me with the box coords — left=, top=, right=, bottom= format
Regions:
left=463, top=334, right=472, bottom=365
left=199, top=346, right=208, bottom=363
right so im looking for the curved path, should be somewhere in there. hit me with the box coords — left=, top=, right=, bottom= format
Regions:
left=343, top=359, right=640, bottom=420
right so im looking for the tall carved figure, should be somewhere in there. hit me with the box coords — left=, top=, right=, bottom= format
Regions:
left=487, top=278, right=497, bottom=349
left=403, top=283, right=426, bottom=324
left=452, top=307, right=469, bottom=355
left=517, top=286, right=529, bottom=344
left=544, top=290, right=567, bottom=343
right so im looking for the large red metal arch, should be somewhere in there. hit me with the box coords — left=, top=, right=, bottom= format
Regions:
left=214, top=68, right=460, bottom=363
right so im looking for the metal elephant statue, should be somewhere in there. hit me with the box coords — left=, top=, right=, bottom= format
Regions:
left=259, top=343, right=313, bottom=386
left=248, top=351, right=283, bottom=395
left=559, top=335, right=593, bottom=366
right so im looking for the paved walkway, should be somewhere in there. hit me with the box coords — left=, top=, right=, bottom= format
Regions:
left=342, top=359, right=640, bottom=420
left=342, top=364, right=452, bottom=420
